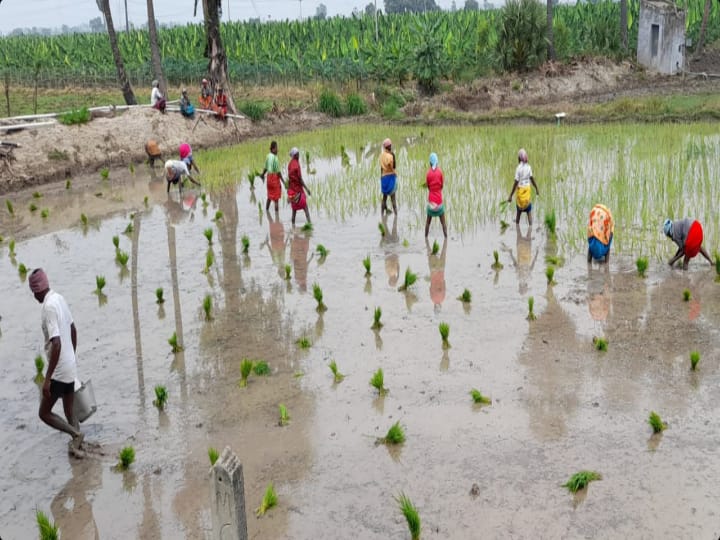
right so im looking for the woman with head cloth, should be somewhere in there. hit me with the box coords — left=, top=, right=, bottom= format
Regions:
left=150, top=80, right=166, bottom=113
left=587, top=204, right=614, bottom=263
left=664, top=217, right=713, bottom=270
left=425, top=152, right=447, bottom=238
left=287, top=147, right=312, bottom=227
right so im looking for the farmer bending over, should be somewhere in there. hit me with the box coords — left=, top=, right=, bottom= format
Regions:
left=664, top=218, right=713, bottom=270
left=164, top=159, right=200, bottom=194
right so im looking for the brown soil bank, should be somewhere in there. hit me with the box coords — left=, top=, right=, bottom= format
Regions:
left=1, top=59, right=718, bottom=194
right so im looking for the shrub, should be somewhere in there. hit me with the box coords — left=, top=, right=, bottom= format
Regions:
left=238, top=100, right=270, bottom=122
left=318, top=89, right=343, bottom=117
left=345, top=93, right=367, bottom=116
left=412, top=19, right=445, bottom=95
left=58, top=107, right=91, bottom=125
left=497, top=0, right=547, bottom=72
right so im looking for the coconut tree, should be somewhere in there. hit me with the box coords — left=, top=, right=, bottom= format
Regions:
left=694, top=0, right=713, bottom=60
left=96, top=0, right=137, bottom=105
left=547, top=0, right=555, bottom=60
left=147, top=0, right=166, bottom=95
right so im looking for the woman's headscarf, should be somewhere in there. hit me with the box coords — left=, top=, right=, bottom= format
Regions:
left=289, top=147, right=299, bottom=158
left=29, top=268, right=49, bottom=293
left=663, top=218, right=673, bottom=237
left=179, top=143, right=191, bottom=160
left=429, top=152, right=438, bottom=170
left=518, top=148, right=528, bottom=163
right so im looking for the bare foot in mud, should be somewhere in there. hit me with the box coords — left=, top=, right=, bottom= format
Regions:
left=68, top=441, right=87, bottom=459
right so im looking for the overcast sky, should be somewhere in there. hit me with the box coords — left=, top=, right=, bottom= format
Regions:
left=0, top=0, right=462, bottom=34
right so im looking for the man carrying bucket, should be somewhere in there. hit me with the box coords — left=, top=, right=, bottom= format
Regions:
left=29, top=268, right=85, bottom=457
left=664, top=218, right=713, bottom=270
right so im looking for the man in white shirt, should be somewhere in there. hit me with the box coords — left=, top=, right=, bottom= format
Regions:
left=164, top=159, right=200, bottom=194
left=29, top=268, right=84, bottom=455
left=150, top=79, right=166, bottom=113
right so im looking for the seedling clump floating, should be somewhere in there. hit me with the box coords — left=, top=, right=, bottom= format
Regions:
left=284, top=264, right=292, bottom=280
left=470, top=388, right=492, bottom=405
left=302, top=222, right=314, bottom=232
left=278, top=404, right=290, bottom=426
left=36, top=509, right=59, bottom=540
left=690, top=350, right=700, bottom=371
left=372, top=307, right=383, bottom=329
left=203, top=294, right=213, bottom=321
left=379, top=421, right=406, bottom=445
left=636, top=257, right=648, bottom=277
left=204, top=228, right=213, bottom=244
left=112, top=235, right=120, bottom=250
left=527, top=296, right=536, bottom=321
left=491, top=250, right=503, bottom=270
left=35, top=355, right=45, bottom=377
left=95, top=275, right=106, bottom=294
left=563, top=471, right=601, bottom=493
left=363, top=255, right=372, bottom=276
left=241, top=235, right=250, bottom=254
left=329, top=360, right=345, bottom=383
left=593, top=336, right=608, bottom=352
left=370, top=367, right=388, bottom=395
left=439, top=322, right=450, bottom=348
left=546, top=266, right=556, bottom=285
left=458, top=288, right=472, bottom=303
left=155, top=288, right=165, bottom=304
left=312, top=283, right=327, bottom=312
left=396, top=492, right=421, bottom=540
left=153, top=385, right=168, bottom=410
left=545, top=209, right=557, bottom=236
left=297, top=336, right=311, bottom=349
left=256, top=482, right=278, bottom=517
left=168, top=332, right=183, bottom=353
left=239, top=359, right=253, bottom=387
left=683, top=289, right=691, bottom=302
left=116, top=250, right=129, bottom=267
left=208, top=447, right=219, bottom=466
left=648, top=411, right=667, bottom=433
left=253, top=360, right=271, bottom=376
left=118, top=446, right=135, bottom=470
left=18, top=263, right=28, bottom=276
left=398, top=267, right=417, bottom=291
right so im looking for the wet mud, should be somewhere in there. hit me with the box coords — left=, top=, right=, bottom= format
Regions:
left=2, top=164, right=720, bottom=539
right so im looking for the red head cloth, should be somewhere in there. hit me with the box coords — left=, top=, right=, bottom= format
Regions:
left=29, top=268, right=49, bottom=293
left=179, top=143, right=191, bottom=160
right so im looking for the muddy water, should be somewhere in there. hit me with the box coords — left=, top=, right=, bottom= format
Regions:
left=2, top=143, right=720, bottom=539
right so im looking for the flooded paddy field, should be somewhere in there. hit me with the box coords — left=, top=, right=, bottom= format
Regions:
left=2, top=123, right=720, bottom=539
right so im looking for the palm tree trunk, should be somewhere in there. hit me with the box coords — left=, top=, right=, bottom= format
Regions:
left=147, top=0, right=166, bottom=95
left=693, top=0, right=712, bottom=61
left=196, top=0, right=236, bottom=114
left=620, top=0, right=628, bottom=52
left=546, top=0, right=555, bottom=61
left=97, top=0, right=137, bottom=105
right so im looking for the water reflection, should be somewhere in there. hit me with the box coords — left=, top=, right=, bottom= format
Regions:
left=381, top=214, right=399, bottom=288
left=291, top=229, right=312, bottom=293
left=427, top=238, right=447, bottom=312
left=51, top=456, right=101, bottom=539
left=262, top=213, right=287, bottom=279
left=503, top=225, right=538, bottom=295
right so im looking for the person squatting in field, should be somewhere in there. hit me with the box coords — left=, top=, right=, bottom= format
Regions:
left=507, top=148, right=540, bottom=225
left=664, top=218, right=713, bottom=270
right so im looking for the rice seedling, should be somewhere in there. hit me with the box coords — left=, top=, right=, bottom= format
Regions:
left=312, top=283, right=327, bottom=312
left=544, top=209, right=557, bottom=236
left=378, top=222, right=386, bottom=236
left=204, top=251, right=214, bottom=273
left=32, top=191, right=42, bottom=199
left=546, top=265, right=556, bottom=285
left=18, top=263, right=28, bottom=276
left=204, top=227, right=213, bottom=244
left=116, top=250, right=129, bottom=267
left=95, top=275, right=106, bottom=293
left=29, top=203, right=38, bottom=212
left=545, top=255, right=565, bottom=267
left=341, top=145, right=351, bottom=167
left=398, top=267, right=417, bottom=291
left=690, top=350, right=700, bottom=370
left=439, top=322, right=450, bottom=348
left=100, top=168, right=109, bottom=180
left=123, top=222, right=133, bottom=235
left=239, top=358, right=253, bottom=387
left=491, top=250, right=503, bottom=270
left=527, top=296, right=536, bottom=321
left=278, top=404, right=290, bottom=426
left=155, top=287, right=165, bottom=304
left=153, top=385, right=168, bottom=410
left=36, top=509, right=59, bottom=540
left=714, top=252, right=720, bottom=282
left=256, top=482, right=278, bottom=517
left=247, top=170, right=257, bottom=188
left=370, top=367, right=388, bottom=395
left=129, top=162, right=135, bottom=174
left=372, top=306, right=383, bottom=329
left=143, top=196, right=149, bottom=208
left=396, top=492, right=421, bottom=540
left=5, top=199, right=14, bottom=215
left=35, top=355, right=45, bottom=376
left=214, top=210, right=223, bottom=221
left=648, top=411, right=667, bottom=433
left=379, top=421, right=405, bottom=445
left=200, top=294, right=212, bottom=321
left=117, top=446, right=135, bottom=470
left=328, top=360, right=345, bottom=383
left=458, top=288, right=472, bottom=303
left=200, top=192, right=208, bottom=207
left=8, top=239, right=15, bottom=256
left=593, top=336, right=608, bottom=351
left=683, top=289, right=691, bottom=301
left=302, top=222, right=314, bottom=232
left=257, top=201, right=263, bottom=216
left=65, top=180, right=72, bottom=189
left=402, top=239, right=410, bottom=247
left=168, top=332, right=183, bottom=353
left=297, top=336, right=311, bottom=349
left=208, top=447, right=220, bottom=466
left=80, top=213, right=88, bottom=227
left=112, top=235, right=120, bottom=250
left=363, top=255, right=371, bottom=276
left=636, top=257, right=648, bottom=277
left=241, top=235, right=250, bottom=253
left=500, top=219, right=510, bottom=232
left=284, top=264, right=292, bottom=280
left=562, top=471, right=601, bottom=493
left=432, top=240, right=439, bottom=255
left=253, top=360, right=270, bottom=376
left=316, top=244, right=329, bottom=258
left=470, top=388, right=492, bottom=405
left=40, top=208, right=49, bottom=219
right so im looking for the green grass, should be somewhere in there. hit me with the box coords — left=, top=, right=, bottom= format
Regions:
left=379, top=421, right=405, bottom=445
left=491, top=250, right=503, bottom=270
left=116, top=250, right=129, bottom=267
left=203, top=294, right=213, bottom=321
left=562, top=471, right=601, bottom=493
left=372, top=306, right=383, bottom=329
left=95, top=275, right=106, bottom=293
left=35, top=355, right=45, bottom=376
left=253, top=360, right=271, bottom=376
left=544, top=209, right=557, bottom=236
left=648, top=411, right=667, bottom=433
left=329, top=360, right=345, bottom=383
left=278, top=404, right=290, bottom=426
left=345, top=92, right=367, bottom=116
left=316, top=244, right=329, bottom=258
left=118, top=446, right=135, bottom=470
left=241, top=235, right=250, bottom=254
left=398, top=267, right=417, bottom=291
left=527, top=296, right=536, bottom=321
left=36, top=509, right=59, bottom=540
left=208, top=447, right=220, bottom=466
left=593, top=336, right=608, bottom=352
left=546, top=265, right=556, bottom=285
left=690, top=350, right=700, bottom=371
left=439, top=322, right=450, bottom=348
left=168, top=332, right=183, bottom=353
left=312, top=282, right=327, bottom=312
left=238, top=100, right=270, bottom=122
left=396, top=492, right=421, bottom=540
left=239, top=358, right=253, bottom=387
left=153, top=385, right=168, bottom=410
left=318, top=89, right=343, bottom=117
left=470, top=388, right=492, bottom=405
left=58, top=107, right=91, bottom=125
left=156, top=287, right=164, bottom=304
left=256, top=482, right=278, bottom=517
left=636, top=257, right=648, bottom=277
left=370, top=367, right=388, bottom=395
left=363, top=255, right=372, bottom=276
left=204, top=227, right=213, bottom=244
left=297, top=336, right=311, bottom=349
left=284, top=264, right=292, bottom=280
left=458, top=288, right=472, bottom=303
left=683, top=289, right=691, bottom=302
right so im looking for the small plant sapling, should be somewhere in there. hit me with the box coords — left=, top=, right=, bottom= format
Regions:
left=636, top=257, right=648, bottom=277
left=65, top=179, right=72, bottom=189
left=379, top=421, right=405, bottom=445
left=124, top=221, right=133, bottom=235
left=372, top=307, right=383, bottom=329
left=370, top=368, right=388, bottom=395
left=458, top=288, right=472, bottom=303
left=545, top=210, right=557, bottom=236
left=378, top=222, right=386, bottom=237
left=593, top=336, right=608, bottom=352
left=402, top=238, right=410, bottom=247
left=562, top=471, right=601, bottom=493
left=204, top=228, right=213, bottom=245
left=527, top=296, right=536, bottom=321
left=8, top=238, right=16, bottom=257
left=297, top=336, right=311, bottom=349
left=278, top=404, right=290, bottom=426
left=316, top=244, right=329, bottom=259
left=208, top=447, right=219, bottom=466
left=168, top=332, right=183, bottom=353
left=363, top=255, right=372, bottom=276
left=398, top=267, right=417, bottom=291
left=648, top=411, right=667, bottom=433
left=284, top=264, right=292, bottom=280
left=80, top=213, right=89, bottom=227
left=116, top=250, right=129, bottom=267
left=100, top=168, right=110, bottom=180
left=329, top=360, right=344, bottom=383
left=32, top=191, right=42, bottom=199
left=256, top=482, right=278, bottom=517
left=500, top=219, right=510, bottom=232
left=715, top=253, right=720, bottom=282
left=203, top=294, right=213, bottom=321
left=5, top=199, right=14, bottom=215
left=118, top=446, right=135, bottom=470
left=431, top=240, right=439, bottom=255
left=312, top=283, right=327, bottom=312
left=545, top=255, right=565, bottom=267
left=546, top=265, right=556, bottom=285
left=40, top=208, right=49, bottom=219
left=18, top=263, right=28, bottom=277
left=253, top=360, right=270, bottom=376
left=683, top=289, right=691, bottom=302
left=239, top=359, right=253, bottom=387
left=36, top=509, right=59, bottom=540
left=491, top=250, right=503, bottom=270
left=200, top=192, right=208, bottom=208
left=153, top=385, right=168, bottom=410
left=241, top=235, right=250, bottom=253
left=396, top=492, right=421, bottom=540
left=35, top=355, right=45, bottom=377
left=214, top=210, right=223, bottom=221
left=95, top=275, right=106, bottom=294
left=302, top=222, right=313, bottom=232
left=29, top=203, right=38, bottom=212
left=470, top=388, right=492, bottom=405
left=439, top=322, right=450, bottom=349
left=112, top=235, right=120, bottom=250
left=690, top=350, right=700, bottom=371
left=155, top=288, right=165, bottom=304
left=129, top=162, right=135, bottom=174
left=204, top=251, right=214, bottom=274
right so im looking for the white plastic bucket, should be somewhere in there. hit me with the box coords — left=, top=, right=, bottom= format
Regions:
left=73, top=379, right=97, bottom=423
